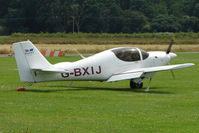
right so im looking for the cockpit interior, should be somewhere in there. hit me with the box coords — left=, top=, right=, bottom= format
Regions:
left=112, top=47, right=149, bottom=62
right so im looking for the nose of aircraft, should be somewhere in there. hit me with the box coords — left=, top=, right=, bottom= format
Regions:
left=169, top=53, right=177, bottom=60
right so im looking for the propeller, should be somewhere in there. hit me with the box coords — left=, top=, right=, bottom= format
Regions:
left=166, top=39, right=174, bottom=54
left=167, top=38, right=176, bottom=79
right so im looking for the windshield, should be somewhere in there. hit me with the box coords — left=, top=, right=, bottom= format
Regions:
left=140, top=49, right=149, bottom=60
left=112, top=47, right=140, bottom=62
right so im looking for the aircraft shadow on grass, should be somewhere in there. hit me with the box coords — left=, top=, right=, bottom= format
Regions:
left=25, top=85, right=174, bottom=94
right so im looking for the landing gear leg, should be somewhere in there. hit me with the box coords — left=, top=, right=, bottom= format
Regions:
left=145, top=78, right=152, bottom=92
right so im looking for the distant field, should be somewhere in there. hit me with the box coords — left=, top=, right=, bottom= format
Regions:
left=1, top=44, right=199, bottom=55
left=0, top=54, right=199, bottom=133
left=1, top=32, right=199, bottom=45
left=1, top=33, right=199, bottom=54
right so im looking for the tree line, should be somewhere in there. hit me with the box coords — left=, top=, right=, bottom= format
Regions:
left=0, top=0, right=199, bottom=35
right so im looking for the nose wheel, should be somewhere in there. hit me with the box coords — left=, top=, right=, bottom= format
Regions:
left=130, top=80, right=143, bottom=89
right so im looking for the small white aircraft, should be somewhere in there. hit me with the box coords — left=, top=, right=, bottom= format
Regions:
left=13, top=40, right=194, bottom=92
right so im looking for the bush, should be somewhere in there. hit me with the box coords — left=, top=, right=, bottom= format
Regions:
left=0, top=25, right=8, bottom=35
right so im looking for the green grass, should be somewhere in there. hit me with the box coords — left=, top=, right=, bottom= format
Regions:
left=0, top=54, right=199, bottom=133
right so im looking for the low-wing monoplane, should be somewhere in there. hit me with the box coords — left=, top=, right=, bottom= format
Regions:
left=13, top=40, right=194, bottom=92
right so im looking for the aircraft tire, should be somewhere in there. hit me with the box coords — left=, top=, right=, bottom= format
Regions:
left=130, top=80, right=143, bottom=89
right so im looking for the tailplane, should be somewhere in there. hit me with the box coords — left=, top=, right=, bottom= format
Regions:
left=13, top=40, right=52, bottom=82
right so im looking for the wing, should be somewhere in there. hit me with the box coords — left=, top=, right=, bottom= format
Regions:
left=107, top=63, right=194, bottom=82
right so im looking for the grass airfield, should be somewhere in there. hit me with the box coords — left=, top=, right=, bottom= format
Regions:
left=0, top=54, right=199, bottom=133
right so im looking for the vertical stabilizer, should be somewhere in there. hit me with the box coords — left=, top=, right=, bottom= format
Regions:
left=13, top=40, right=52, bottom=82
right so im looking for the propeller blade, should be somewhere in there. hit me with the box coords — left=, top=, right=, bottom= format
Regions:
left=166, top=39, right=174, bottom=54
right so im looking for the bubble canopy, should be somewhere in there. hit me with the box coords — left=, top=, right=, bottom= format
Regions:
left=112, top=47, right=149, bottom=62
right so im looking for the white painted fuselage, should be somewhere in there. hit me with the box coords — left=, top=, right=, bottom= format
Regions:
left=13, top=40, right=194, bottom=91
left=33, top=48, right=176, bottom=82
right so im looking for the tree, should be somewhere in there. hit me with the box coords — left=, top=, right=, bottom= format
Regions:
left=103, top=2, right=123, bottom=33
left=193, top=3, right=199, bottom=18
left=180, top=16, right=199, bottom=32
left=181, top=0, right=195, bottom=16
left=150, top=15, right=181, bottom=32
left=36, top=0, right=63, bottom=32
left=69, top=0, right=92, bottom=33
left=130, top=0, right=156, bottom=18
left=121, top=10, right=148, bottom=33
left=5, top=0, right=26, bottom=33
left=119, top=0, right=131, bottom=10
left=1, top=0, right=199, bottom=34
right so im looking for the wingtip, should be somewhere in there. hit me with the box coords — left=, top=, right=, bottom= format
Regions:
left=186, top=63, right=195, bottom=66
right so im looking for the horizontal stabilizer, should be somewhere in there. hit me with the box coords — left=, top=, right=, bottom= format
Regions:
left=31, top=67, right=68, bottom=73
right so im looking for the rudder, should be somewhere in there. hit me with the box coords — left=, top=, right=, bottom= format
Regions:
left=13, top=40, right=52, bottom=82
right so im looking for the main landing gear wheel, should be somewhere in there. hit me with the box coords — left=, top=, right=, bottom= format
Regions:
left=130, top=80, right=143, bottom=89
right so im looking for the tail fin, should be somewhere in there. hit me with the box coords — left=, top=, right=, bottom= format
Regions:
left=13, top=40, right=52, bottom=82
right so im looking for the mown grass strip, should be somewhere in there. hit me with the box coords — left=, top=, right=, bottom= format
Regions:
left=0, top=54, right=199, bottom=133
